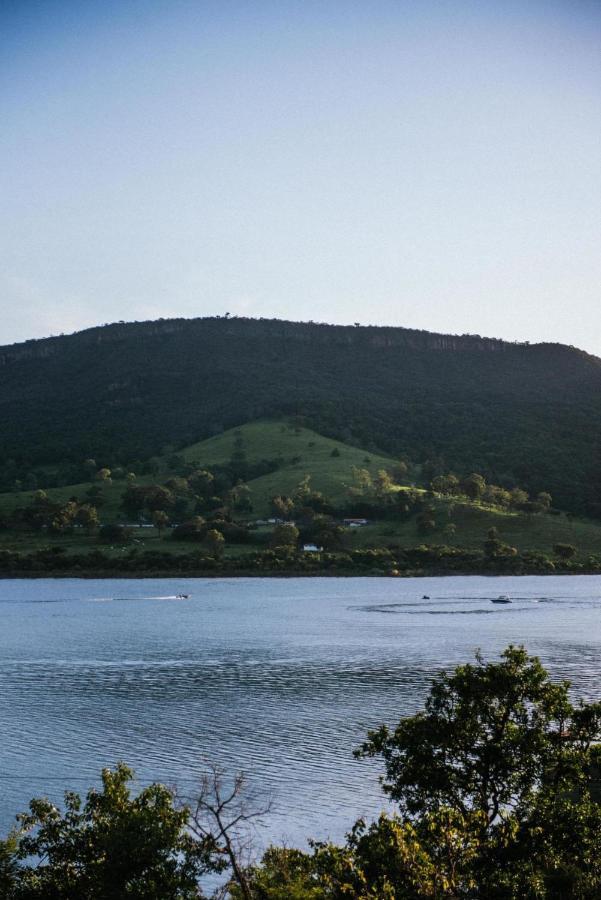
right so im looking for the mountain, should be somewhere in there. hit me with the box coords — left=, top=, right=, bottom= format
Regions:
left=1, top=316, right=601, bottom=515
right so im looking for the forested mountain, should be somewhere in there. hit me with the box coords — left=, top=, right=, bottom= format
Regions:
left=1, top=316, right=601, bottom=515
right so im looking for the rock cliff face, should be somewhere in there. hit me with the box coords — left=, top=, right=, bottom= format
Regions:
left=0, top=315, right=552, bottom=366
left=1, top=315, right=600, bottom=516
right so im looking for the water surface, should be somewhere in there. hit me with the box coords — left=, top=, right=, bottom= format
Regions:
left=1, top=575, right=600, bottom=848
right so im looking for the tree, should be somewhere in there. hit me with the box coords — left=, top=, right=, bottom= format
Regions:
left=75, top=504, right=99, bottom=535
left=510, top=487, right=529, bottom=509
left=312, top=520, right=345, bottom=551
left=122, top=485, right=174, bottom=518
left=373, top=469, right=395, bottom=501
left=185, top=765, right=272, bottom=900
left=98, top=524, right=133, bottom=545
left=172, top=516, right=207, bottom=542
left=270, top=523, right=299, bottom=550
left=205, top=528, right=225, bottom=558
left=422, top=456, right=448, bottom=484
left=431, top=474, right=459, bottom=496
left=152, top=509, right=170, bottom=537
left=1, top=763, right=220, bottom=898
left=553, top=542, right=577, bottom=560
left=230, top=435, right=248, bottom=479
left=188, top=469, right=215, bottom=499
left=229, top=482, right=253, bottom=514
left=240, top=647, right=601, bottom=898
left=50, top=501, right=78, bottom=533
left=86, top=484, right=106, bottom=508
left=239, top=845, right=324, bottom=899
left=393, top=459, right=409, bottom=482
left=357, top=647, right=594, bottom=821
left=460, top=472, right=486, bottom=501
left=348, top=467, right=373, bottom=499
left=483, top=526, right=503, bottom=558
left=270, top=495, right=295, bottom=519
left=292, top=474, right=312, bottom=506
left=483, top=484, right=512, bottom=508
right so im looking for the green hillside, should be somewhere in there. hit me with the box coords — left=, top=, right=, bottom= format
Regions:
left=2, top=316, right=601, bottom=517
left=1, top=418, right=601, bottom=568
left=178, top=420, right=404, bottom=516
left=0, top=420, right=400, bottom=521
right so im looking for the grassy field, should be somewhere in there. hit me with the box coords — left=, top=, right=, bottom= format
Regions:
left=179, top=419, right=404, bottom=515
left=2, top=507, right=600, bottom=563
left=1, top=419, right=601, bottom=562
left=0, top=420, right=402, bottom=523
left=351, top=499, right=601, bottom=559
left=0, top=476, right=153, bottom=523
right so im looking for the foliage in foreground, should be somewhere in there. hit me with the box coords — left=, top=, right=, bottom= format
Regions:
left=2, top=647, right=601, bottom=898
left=0, top=764, right=223, bottom=898
left=244, top=647, right=601, bottom=899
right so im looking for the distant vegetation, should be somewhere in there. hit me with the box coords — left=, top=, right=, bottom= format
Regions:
left=0, top=420, right=600, bottom=576
left=3, top=647, right=601, bottom=897
left=1, top=316, right=601, bottom=517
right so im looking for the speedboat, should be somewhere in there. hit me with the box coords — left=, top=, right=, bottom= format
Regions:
left=491, top=595, right=512, bottom=604
left=176, top=593, right=190, bottom=599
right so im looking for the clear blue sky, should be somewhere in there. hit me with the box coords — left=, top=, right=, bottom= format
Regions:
left=1, top=0, right=600, bottom=352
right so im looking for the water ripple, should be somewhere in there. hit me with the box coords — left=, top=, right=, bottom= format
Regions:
left=1, top=574, right=600, bottom=848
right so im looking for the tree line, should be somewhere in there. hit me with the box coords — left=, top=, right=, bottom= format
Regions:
left=0, top=541, right=598, bottom=577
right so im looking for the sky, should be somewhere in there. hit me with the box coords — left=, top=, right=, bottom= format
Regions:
left=1, top=0, right=600, bottom=353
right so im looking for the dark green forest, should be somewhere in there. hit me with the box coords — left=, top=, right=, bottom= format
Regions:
left=2, top=316, right=601, bottom=516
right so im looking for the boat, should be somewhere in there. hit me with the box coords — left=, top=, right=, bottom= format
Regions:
left=491, top=595, right=512, bottom=604
left=176, top=593, right=190, bottom=599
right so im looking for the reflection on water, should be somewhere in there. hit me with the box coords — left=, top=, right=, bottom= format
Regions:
left=1, top=575, right=600, bottom=848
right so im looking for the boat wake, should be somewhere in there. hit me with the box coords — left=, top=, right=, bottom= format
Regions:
left=87, top=594, right=191, bottom=602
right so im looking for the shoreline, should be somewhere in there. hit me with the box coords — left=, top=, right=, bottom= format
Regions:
left=1, top=567, right=599, bottom=579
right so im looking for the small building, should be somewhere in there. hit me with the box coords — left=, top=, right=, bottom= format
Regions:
left=343, top=517, right=368, bottom=527
left=302, top=543, right=323, bottom=552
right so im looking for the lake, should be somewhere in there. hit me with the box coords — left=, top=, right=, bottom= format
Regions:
left=1, top=575, right=600, bottom=854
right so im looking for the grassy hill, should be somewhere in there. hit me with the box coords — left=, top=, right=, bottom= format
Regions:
left=1, top=316, right=601, bottom=516
left=178, top=420, right=404, bottom=516
left=0, top=420, right=400, bottom=520
left=1, top=419, right=601, bottom=565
